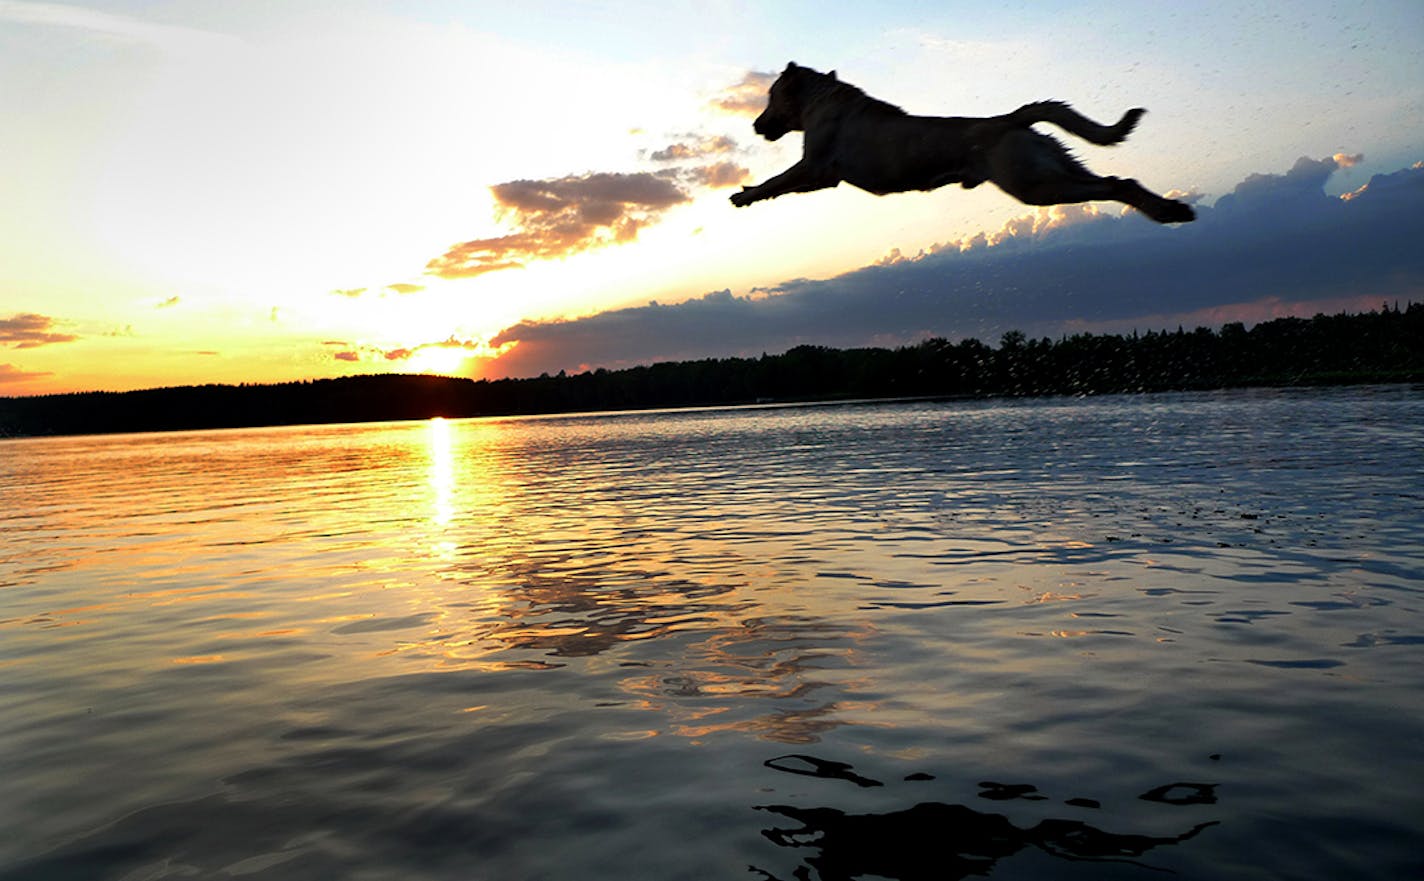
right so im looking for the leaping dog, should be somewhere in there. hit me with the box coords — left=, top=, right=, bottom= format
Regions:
left=731, top=62, right=1194, bottom=224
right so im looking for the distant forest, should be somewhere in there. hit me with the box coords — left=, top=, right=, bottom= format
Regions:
left=3, top=305, right=1420, bottom=438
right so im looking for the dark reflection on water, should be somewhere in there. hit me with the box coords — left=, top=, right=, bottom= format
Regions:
left=755, top=801, right=1215, bottom=881
left=754, top=756, right=1218, bottom=880
left=2, top=388, right=1423, bottom=879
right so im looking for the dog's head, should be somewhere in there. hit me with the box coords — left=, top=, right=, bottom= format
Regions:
left=752, top=62, right=835, bottom=141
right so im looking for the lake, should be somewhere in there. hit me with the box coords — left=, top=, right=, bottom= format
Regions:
left=2, top=387, right=1421, bottom=880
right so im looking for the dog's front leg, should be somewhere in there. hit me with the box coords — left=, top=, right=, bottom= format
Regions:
left=731, top=160, right=838, bottom=207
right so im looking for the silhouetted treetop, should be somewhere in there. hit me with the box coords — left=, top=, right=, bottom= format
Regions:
left=2, top=304, right=1419, bottom=437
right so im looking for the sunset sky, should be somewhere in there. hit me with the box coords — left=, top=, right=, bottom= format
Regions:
left=3, top=0, right=1421, bottom=395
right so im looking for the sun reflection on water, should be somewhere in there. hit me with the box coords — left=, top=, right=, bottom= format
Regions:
left=427, top=417, right=455, bottom=529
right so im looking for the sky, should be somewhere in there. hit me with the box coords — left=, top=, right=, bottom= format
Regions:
left=2, top=0, right=1421, bottom=395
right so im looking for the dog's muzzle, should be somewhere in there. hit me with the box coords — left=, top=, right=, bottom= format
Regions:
left=753, top=113, right=787, bottom=141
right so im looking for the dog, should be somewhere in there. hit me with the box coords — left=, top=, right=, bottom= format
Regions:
left=731, top=62, right=1194, bottom=224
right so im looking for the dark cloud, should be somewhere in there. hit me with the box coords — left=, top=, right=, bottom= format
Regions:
left=1, top=313, right=78, bottom=348
left=710, top=71, right=775, bottom=116
left=427, top=172, right=691, bottom=279
left=481, top=156, right=1424, bottom=378
left=0, top=363, right=51, bottom=383
left=1213, top=154, right=1357, bottom=214
left=333, top=350, right=360, bottom=362
left=1341, top=158, right=1416, bottom=201
left=488, top=289, right=786, bottom=377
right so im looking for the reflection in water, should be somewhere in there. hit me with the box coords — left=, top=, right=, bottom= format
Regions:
left=3, top=389, right=1422, bottom=880
left=427, top=417, right=454, bottom=528
left=409, top=548, right=872, bottom=742
left=755, top=802, right=1216, bottom=881
left=469, top=566, right=749, bottom=659
left=620, top=615, right=872, bottom=744
left=765, top=754, right=885, bottom=788
left=754, top=756, right=1218, bottom=881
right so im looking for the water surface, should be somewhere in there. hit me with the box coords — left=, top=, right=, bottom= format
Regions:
left=3, top=388, right=1422, bottom=879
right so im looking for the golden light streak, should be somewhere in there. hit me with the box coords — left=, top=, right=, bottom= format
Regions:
left=427, top=417, right=455, bottom=528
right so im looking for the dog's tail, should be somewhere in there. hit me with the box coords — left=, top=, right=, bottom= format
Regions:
left=1009, top=101, right=1144, bottom=146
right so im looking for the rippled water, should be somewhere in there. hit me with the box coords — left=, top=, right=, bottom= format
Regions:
left=3, top=387, right=1422, bottom=880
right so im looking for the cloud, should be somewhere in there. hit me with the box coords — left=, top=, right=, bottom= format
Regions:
left=429, top=336, right=485, bottom=351
left=649, top=135, right=737, bottom=162
left=382, top=336, right=488, bottom=361
left=329, top=336, right=491, bottom=364
left=710, top=71, right=775, bottom=116
left=1341, top=159, right=1419, bottom=202
left=426, top=172, right=691, bottom=278
left=487, top=290, right=779, bottom=377
left=1, top=313, right=78, bottom=348
left=156, top=295, right=180, bottom=309
left=1212, top=154, right=1354, bottom=214
left=682, top=161, right=751, bottom=189
left=333, top=286, right=421, bottom=300
left=478, top=156, right=1424, bottom=378
left=332, top=283, right=425, bottom=298
left=324, top=343, right=375, bottom=363
left=423, top=114, right=754, bottom=281
left=0, top=362, right=51, bottom=383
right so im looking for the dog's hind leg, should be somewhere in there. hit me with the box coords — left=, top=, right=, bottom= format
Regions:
left=1105, top=178, right=1195, bottom=223
left=988, top=131, right=1194, bottom=223
left=998, top=171, right=1194, bottom=224
left=1068, top=177, right=1195, bottom=223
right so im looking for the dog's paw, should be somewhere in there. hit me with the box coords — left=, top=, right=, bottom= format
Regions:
left=1164, top=201, right=1196, bottom=223
left=730, top=188, right=755, bottom=207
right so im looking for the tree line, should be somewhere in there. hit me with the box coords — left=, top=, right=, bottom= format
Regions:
left=3, top=304, right=1419, bottom=437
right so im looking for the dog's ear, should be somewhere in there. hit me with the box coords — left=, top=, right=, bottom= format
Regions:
left=828, top=70, right=837, bottom=80
left=785, top=61, right=799, bottom=71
